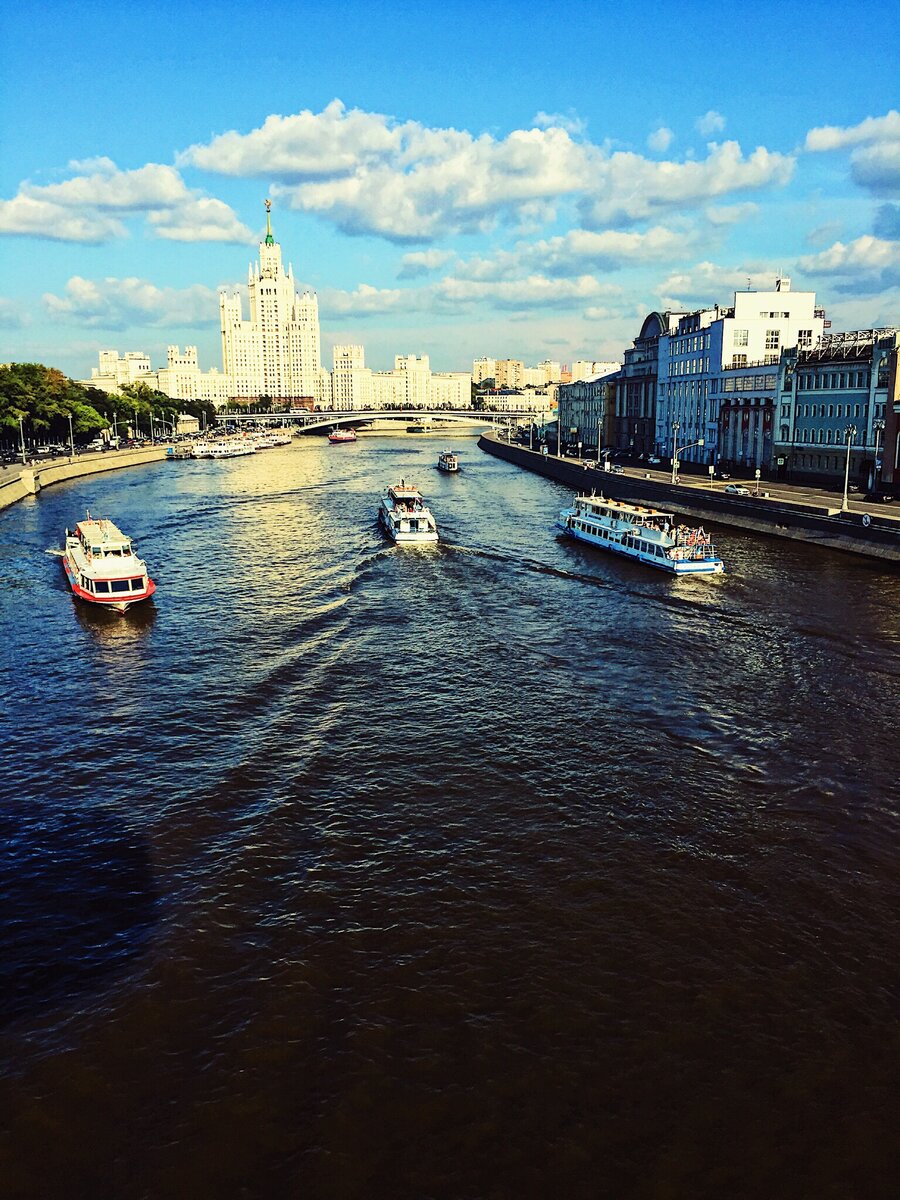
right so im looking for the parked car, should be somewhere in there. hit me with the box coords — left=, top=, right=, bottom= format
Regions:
left=647, top=455, right=661, bottom=465
left=724, top=484, right=750, bottom=495
left=609, top=464, right=625, bottom=474
left=864, top=491, right=895, bottom=504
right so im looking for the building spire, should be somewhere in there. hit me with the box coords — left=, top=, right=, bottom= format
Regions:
left=264, top=198, right=274, bottom=246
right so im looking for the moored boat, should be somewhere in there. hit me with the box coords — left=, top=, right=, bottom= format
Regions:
left=328, top=428, right=357, bottom=443
left=378, top=481, right=439, bottom=543
left=437, top=451, right=460, bottom=473
left=62, top=515, right=156, bottom=611
left=191, top=440, right=256, bottom=458
left=559, top=494, right=724, bottom=575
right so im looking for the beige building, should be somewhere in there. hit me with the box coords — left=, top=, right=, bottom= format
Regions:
left=495, top=359, right=525, bottom=389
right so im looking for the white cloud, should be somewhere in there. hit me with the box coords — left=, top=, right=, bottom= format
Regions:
left=849, top=141, right=900, bottom=196
left=42, top=276, right=218, bottom=329
left=578, top=141, right=794, bottom=228
left=181, top=101, right=792, bottom=241
left=532, top=110, right=587, bottom=136
left=434, top=274, right=618, bottom=311
left=455, top=226, right=695, bottom=282
left=804, top=110, right=900, bottom=151
left=0, top=161, right=252, bottom=245
left=797, top=236, right=900, bottom=293
left=397, top=249, right=455, bottom=279
left=696, top=111, right=726, bottom=137
left=647, top=127, right=674, bottom=153
left=320, top=283, right=418, bottom=317
left=705, top=202, right=759, bottom=225
left=655, top=261, right=782, bottom=307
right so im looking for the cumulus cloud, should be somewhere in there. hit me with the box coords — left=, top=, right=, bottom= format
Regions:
left=705, top=202, right=759, bottom=225
left=578, top=142, right=794, bottom=228
left=455, top=226, right=694, bottom=282
left=804, top=110, right=900, bottom=151
left=397, top=249, right=455, bottom=279
left=647, top=127, right=674, bottom=153
left=696, top=111, right=726, bottom=137
left=0, top=161, right=252, bottom=244
left=320, top=283, right=418, bottom=317
left=433, top=274, right=617, bottom=311
left=180, top=101, right=793, bottom=241
left=655, top=261, right=782, bottom=307
left=804, top=110, right=900, bottom=197
left=42, top=276, right=218, bottom=329
left=532, top=110, right=587, bottom=136
left=797, top=236, right=900, bottom=293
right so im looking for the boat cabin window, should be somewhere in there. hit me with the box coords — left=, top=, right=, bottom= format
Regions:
left=111, top=580, right=130, bottom=593
left=129, top=577, right=144, bottom=590
left=95, top=580, right=110, bottom=593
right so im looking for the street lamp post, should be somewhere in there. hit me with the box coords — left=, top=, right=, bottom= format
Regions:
left=872, top=418, right=885, bottom=488
left=597, top=417, right=603, bottom=465
left=66, top=412, right=74, bottom=460
left=19, top=416, right=26, bottom=465
left=840, top=423, right=857, bottom=512
left=670, top=421, right=680, bottom=484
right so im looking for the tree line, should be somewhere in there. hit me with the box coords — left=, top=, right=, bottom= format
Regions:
left=0, top=362, right=215, bottom=447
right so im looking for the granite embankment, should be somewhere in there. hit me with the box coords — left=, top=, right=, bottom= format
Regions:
left=0, top=447, right=171, bottom=512
left=480, top=433, right=900, bottom=564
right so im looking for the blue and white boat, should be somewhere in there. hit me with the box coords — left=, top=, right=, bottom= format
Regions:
left=559, top=493, right=724, bottom=575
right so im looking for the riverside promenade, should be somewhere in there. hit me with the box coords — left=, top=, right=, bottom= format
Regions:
left=480, top=432, right=900, bottom=564
left=0, top=446, right=171, bottom=512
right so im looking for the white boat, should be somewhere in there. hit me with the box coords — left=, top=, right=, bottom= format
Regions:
left=378, top=481, right=439, bottom=543
left=62, top=515, right=156, bottom=611
left=328, top=428, right=357, bottom=444
left=437, top=451, right=460, bottom=472
left=269, top=433, right=293, bottom=447
left=559, top=494, right=724, bottom=575
left=191, top=440, right=256, bottom=459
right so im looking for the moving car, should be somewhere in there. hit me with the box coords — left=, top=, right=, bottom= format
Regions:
left=724, top=483, right=750, bottom=495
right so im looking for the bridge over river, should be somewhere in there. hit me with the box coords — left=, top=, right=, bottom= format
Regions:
left=222, top=408, right=540, bottom=434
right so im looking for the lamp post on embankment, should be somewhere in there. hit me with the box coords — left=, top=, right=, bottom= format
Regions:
left=840, top=424, right=857, bottom=513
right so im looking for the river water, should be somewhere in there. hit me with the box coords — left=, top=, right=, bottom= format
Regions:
left=1, top=435, right=898, bottom=1199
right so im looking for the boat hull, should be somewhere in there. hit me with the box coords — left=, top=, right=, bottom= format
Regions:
left=378, top=508, right=439, bottom=544
left=62, top=554, right=156, bottom=611
left=559, top=520, right=724, bottom=575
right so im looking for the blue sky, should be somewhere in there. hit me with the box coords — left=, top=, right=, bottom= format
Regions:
left=1, top=0, right=898, bottom=379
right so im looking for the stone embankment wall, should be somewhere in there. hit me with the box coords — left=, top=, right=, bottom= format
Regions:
left=0, top=447, right=170, bottom=513
left=480, top=434, right=900, bottom=564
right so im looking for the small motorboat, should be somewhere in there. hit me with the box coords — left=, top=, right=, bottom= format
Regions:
left=437, top=451, right=460, bottom=473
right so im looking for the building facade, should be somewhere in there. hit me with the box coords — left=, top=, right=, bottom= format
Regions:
left=774, top=328, right=899, bottom=485
left=219, top=200, right=322, bottom=404
left=557, top=375, right=617, bottom=453
left=655, top=279, right=826, bottom=468
left=611, top=312, right=683, bottom=456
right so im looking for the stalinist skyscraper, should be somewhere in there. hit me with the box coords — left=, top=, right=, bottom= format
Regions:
left=219, top=200, right=323, bottom=402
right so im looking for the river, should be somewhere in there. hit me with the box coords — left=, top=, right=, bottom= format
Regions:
left=1, top=434, right=897, bottom=1199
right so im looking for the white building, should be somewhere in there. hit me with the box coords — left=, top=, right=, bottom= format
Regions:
left=331, top=345, right=371, bottom=410
left=655, top=278, right=826, bottom=466
left=571, top=359, right=620, bottom=383
left=156, top=346, right=232, bottom=406
left=85, top=351, right=155, bottom=393
left=219, top=200, right=322, bottom=403
left=473, top=357, right=496, bottom=385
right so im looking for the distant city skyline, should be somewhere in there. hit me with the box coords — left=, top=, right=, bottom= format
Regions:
left=0, top=0, right=897, bottom=380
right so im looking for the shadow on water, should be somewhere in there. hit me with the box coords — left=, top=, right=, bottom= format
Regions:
left=71, top=597, right=157, bottom=643
left=0, top=805, right=157, bottom=1029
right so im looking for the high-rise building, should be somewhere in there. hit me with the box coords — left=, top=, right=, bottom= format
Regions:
left=219, top=200, right=322, bottom=403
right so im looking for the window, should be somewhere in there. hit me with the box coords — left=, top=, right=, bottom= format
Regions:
left=734, top=329, right=749, bottom=347
left=95, top=580, right=110, bottom=593
left=798, top=329, right=813, bottom=347
left=765, top=330, right=780, bottom=350
left=111, top=580, right=130, bottom=593
left=130, top=577, right=144, bottom=590
left=732, top=354, right=747, bottom=368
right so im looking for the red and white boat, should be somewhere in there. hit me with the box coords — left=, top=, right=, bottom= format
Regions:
left=62, top=515, right=156, bottom=611
left=328, top=428, right=357, bottom=443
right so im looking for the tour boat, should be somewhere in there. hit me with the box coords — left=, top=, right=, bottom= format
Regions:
left=328, top=428, right=357, bottom=443
left=192, top=440, right=256, bottom=459
left=378, top=481, right=439, bottom=544
left=437, top=451, right=460, bottom=473
left=62, top=515, right=156, bottom=611
left=558, top=494, right=724, bottom=575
